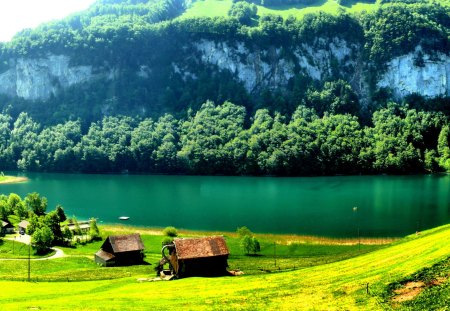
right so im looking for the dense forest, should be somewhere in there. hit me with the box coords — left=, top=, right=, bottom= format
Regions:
left=0, top=0, right=448, bottom=175
left=0, top=100, right=449, bottom=175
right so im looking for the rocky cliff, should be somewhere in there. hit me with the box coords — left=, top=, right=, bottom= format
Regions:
left=0, top=40, right=448, bottom=104
left=378, top=47, right=450, bottom=99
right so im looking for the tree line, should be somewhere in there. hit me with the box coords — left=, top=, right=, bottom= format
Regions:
left=0, top=100, right=448, bottom=175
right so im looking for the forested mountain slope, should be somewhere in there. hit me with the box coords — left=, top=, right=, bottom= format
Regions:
left=0, top=0, right=448, bottom=175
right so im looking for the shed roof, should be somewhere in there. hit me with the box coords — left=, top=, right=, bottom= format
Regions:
left=95, top=249, right=116, bottom=261
left=105, top=234, right=144, bottom=253
left=18, top=220, right=29, bottom=229
left=174, top=236, right=229, bottom=260
left=2, top=221, right=13, bottom=228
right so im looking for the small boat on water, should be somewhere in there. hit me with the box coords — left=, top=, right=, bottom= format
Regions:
left=119, top=216, right=130, bottom=220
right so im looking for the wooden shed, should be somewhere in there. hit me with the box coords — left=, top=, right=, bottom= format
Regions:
left=95, top=234, right=145, bottom=267
left=1, top=221, right=14, bottom=235
left=162, top=236, right=230, bottom=278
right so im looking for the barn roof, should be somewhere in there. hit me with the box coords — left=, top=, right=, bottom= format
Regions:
left=106, top=234, right=144, bottom=253
left=174, top=236, right=229, bottom=260
left=95, top=249, right=116, bottom=261
left=2, top=221, right=13, bottom=228
left=18, top=220, right=29, bottom=228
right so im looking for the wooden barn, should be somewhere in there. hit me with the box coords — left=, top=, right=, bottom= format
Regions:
left=95, top=234, right=145, bottom=267
left=162, top=236, right=230, bottom=278
left=1, top=221, right=14, bottom=235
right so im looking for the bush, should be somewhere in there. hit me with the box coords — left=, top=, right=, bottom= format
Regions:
left=163, top=226, right=178, bottom=237
left=161, top=236, right=174, bottom=246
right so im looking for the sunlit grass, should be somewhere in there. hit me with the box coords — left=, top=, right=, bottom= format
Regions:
left=181, top=0, right=232, bottom=19
left=0, top=224, right=449, bottom=309
left=180, top=0, right=381, bottom=21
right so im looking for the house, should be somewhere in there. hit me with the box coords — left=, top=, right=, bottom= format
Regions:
left=94, top=234, right=145, bottom=267
left=1, top=221, right=14, bottom=235
left=66, top=221, right=91, bottom=234
left=162, top=236, right=230, bottom=278
left=18, top=220, right=30, bottom=235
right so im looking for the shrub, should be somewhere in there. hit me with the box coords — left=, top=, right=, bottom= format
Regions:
left=163, top=226, right=178, bottom=237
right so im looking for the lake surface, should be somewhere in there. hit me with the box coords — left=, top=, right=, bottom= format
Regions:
left=1, top=173, right=450, bottom=237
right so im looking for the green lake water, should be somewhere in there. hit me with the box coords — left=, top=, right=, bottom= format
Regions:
left=1, top=173, right=450, bottom=237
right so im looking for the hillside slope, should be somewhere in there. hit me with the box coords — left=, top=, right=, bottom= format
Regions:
left=0, top=0, right=448, bottom=124
left=1, top=224, right=449, bottom=310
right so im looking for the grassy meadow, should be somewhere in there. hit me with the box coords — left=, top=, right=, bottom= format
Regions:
left=0, top=224, right=449, bottom=309
left=0, top=226, right=389, bottom=281
left=180, top=0, right=380, bottom=21
left=181, top=0, right=450, bottom=21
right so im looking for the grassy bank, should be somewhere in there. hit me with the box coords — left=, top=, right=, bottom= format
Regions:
left=0, top=224, right=449, bottom=309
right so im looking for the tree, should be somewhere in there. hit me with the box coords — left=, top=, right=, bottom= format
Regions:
left=55, top=205, right=67, bottom=222
left=32, top=225, right=54, bottom=254
left=73, top=218, right=82, bottom=236
left=237, top=226, right=261, bottom=255
left=237, top=226, right=252, bottom=238
left=44, top=211, right=63, bottom=245
left=228, top=1, right=257, bottom=25
left=240, top=235, right=261, bottom=255
left=438, top=125, right=450, bottom=171
left=62, top=225, right=73, bottom=244
left=25, top=192, right=48, bottom=216
left=8, top=193, right=27, bottom=219
left=89, top=218, right=101, bottom=241
left=163, top=226, right=178, bottom=237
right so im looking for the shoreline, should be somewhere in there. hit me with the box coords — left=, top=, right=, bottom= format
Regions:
left=0, top=176, right=28, bottom=185
left=100, top=224, right=398, bottom=246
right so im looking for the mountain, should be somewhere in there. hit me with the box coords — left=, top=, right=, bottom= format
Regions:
left=0, top=0, right=448, bottom=124
left=0, top=0, right=449, bottom=175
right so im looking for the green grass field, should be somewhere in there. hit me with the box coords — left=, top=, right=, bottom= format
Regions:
left=0, top=224, right=449, bottom=309
left=0, top=226, right=388, bottom=281
left=180, top=0, right=450, bottom=21
left=180, top=0, right=380, bottom=21
left=0, top=239, right=55, bottom=259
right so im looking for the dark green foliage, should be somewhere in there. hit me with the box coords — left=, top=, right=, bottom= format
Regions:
left=25, top=192, right=48, bottom=216
left=55, top=205, right=67, bottom=223
left=237, top=226, right=261, bottom=255
left=237, top=226, right=253, bottom=238
left=89, top=218, right=101, bottom=241
left=229, top=2, right=258, bottom=25
left=362, top=3, right=450, bottom=66
left=32, top=225, right=54, bottom=254
left=161, top=236, right=174, bottom=246
left=304, top=80, right=359, bottom=117
left=0, top=100, right=447, bottom=175
left=162, top=226, right=178, bottom=237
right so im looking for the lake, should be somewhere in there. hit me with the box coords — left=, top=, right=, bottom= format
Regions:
left=1, top=173, right=450, bottom=237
